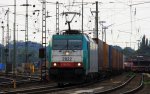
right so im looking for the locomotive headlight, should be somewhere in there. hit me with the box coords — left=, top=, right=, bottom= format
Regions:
left=65, top=51, right=70, bottom=55
left=53, top=63, right=57, bottom=67
left=77, top=63, right=81, bottom=67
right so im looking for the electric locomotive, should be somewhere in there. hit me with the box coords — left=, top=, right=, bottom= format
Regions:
left=48, top=30, right=98, bottom=84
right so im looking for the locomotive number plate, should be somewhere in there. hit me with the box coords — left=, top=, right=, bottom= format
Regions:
left=62, top=57, right=72, bottom=61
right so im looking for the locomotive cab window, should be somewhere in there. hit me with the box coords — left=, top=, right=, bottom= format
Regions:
left=52, top=40, right=67, bottom=50
left=52, top=39, right=82, bottom=50
left=68, top=40, right=82, bottom=50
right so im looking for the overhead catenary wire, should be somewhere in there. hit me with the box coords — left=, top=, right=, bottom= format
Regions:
left=0, top=0, right=150, bottom=49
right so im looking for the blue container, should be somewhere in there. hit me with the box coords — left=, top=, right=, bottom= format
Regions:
left=0, top=63, right=5, bottom=71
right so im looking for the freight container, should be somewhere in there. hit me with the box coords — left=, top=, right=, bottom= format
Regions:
left=0, top=63, right=5, bottom=72
left=116, top=50, right=119, bottom=70
left=97, top=39, right=124, bottom=73
left=108, top=46, right=113, bottom=70
left=119, top=52, right=122, bottom=69
left=116, top=50, right=123, bottom=71
left=118, top=52, right=120, bottom=70
left=111, top=48, right=114, bottom=70
left=120, top=52, right=124, bottom=70
left=103, top=42, right=109, bottom=70
left=112, top=48, right=117, bottom=70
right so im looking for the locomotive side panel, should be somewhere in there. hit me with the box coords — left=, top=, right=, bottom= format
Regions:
left=98, top=39, right=104, bottom=71
left=89, top=40, right=98, bottom=73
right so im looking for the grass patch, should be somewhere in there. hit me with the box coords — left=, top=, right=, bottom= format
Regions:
left=127, top=72, right=135, bottom=77
left=144, top=80, right=150, bottom=85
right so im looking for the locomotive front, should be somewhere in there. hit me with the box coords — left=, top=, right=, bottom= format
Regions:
left=49, top=34, right=86, bottom=83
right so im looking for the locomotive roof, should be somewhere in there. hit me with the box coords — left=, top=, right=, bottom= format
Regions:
left=53, top=34, right=85, bottom=39
left=60, top=29, right=82, bottom=34
left=53, top=33, right=97, bottom=44
left=53, top=29, right=97, bottom=43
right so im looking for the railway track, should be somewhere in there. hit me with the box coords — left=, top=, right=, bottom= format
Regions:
left=2, top=79, right=101, bottom=94
left=0, top=75, right=40, bottom=87
left=1, top=72, right=145, bottom=94
left=54, top=72, right=132, bottom=94
left=2, top=74, right=109, bottom=94
left=0, top=77, right=13, bottom=86
left=0, top=73, right=40, bottom=80
left=136, top=73, right=150, bottom=94
left=0, top=75, right=42, bottom=93
left=1, top=83, right=57, bottom=94
left=14, top=73, right=124, bottom=94
left=95, top=73, right=143, bottom=94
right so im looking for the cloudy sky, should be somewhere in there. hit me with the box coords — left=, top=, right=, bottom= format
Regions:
left=0, top=0, right=150, bottom=50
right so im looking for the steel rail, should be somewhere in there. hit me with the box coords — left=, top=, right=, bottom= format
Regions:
left=122, top=73, right=144, bottom=94
left=95, top=74, right=136, bottom=94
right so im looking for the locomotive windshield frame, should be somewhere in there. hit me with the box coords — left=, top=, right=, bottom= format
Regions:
left=52, top=39, right=82, bottom=50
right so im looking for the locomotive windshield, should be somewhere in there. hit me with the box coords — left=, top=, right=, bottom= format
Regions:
left=52, top=39, right=82, bottom=50
left=52, top=40, right=67, bottom=50
left=68, top=40, right=82, bottom=50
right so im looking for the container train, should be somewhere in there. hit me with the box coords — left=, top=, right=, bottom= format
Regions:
left=48, top=29, right=124, bottom=85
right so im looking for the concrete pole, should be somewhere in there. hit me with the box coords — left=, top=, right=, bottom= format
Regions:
left=13, top=0, right=16, bottom=76
left=95, top=1, right=98, bottom=40
left=82, top=0, right=83, bottom=33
